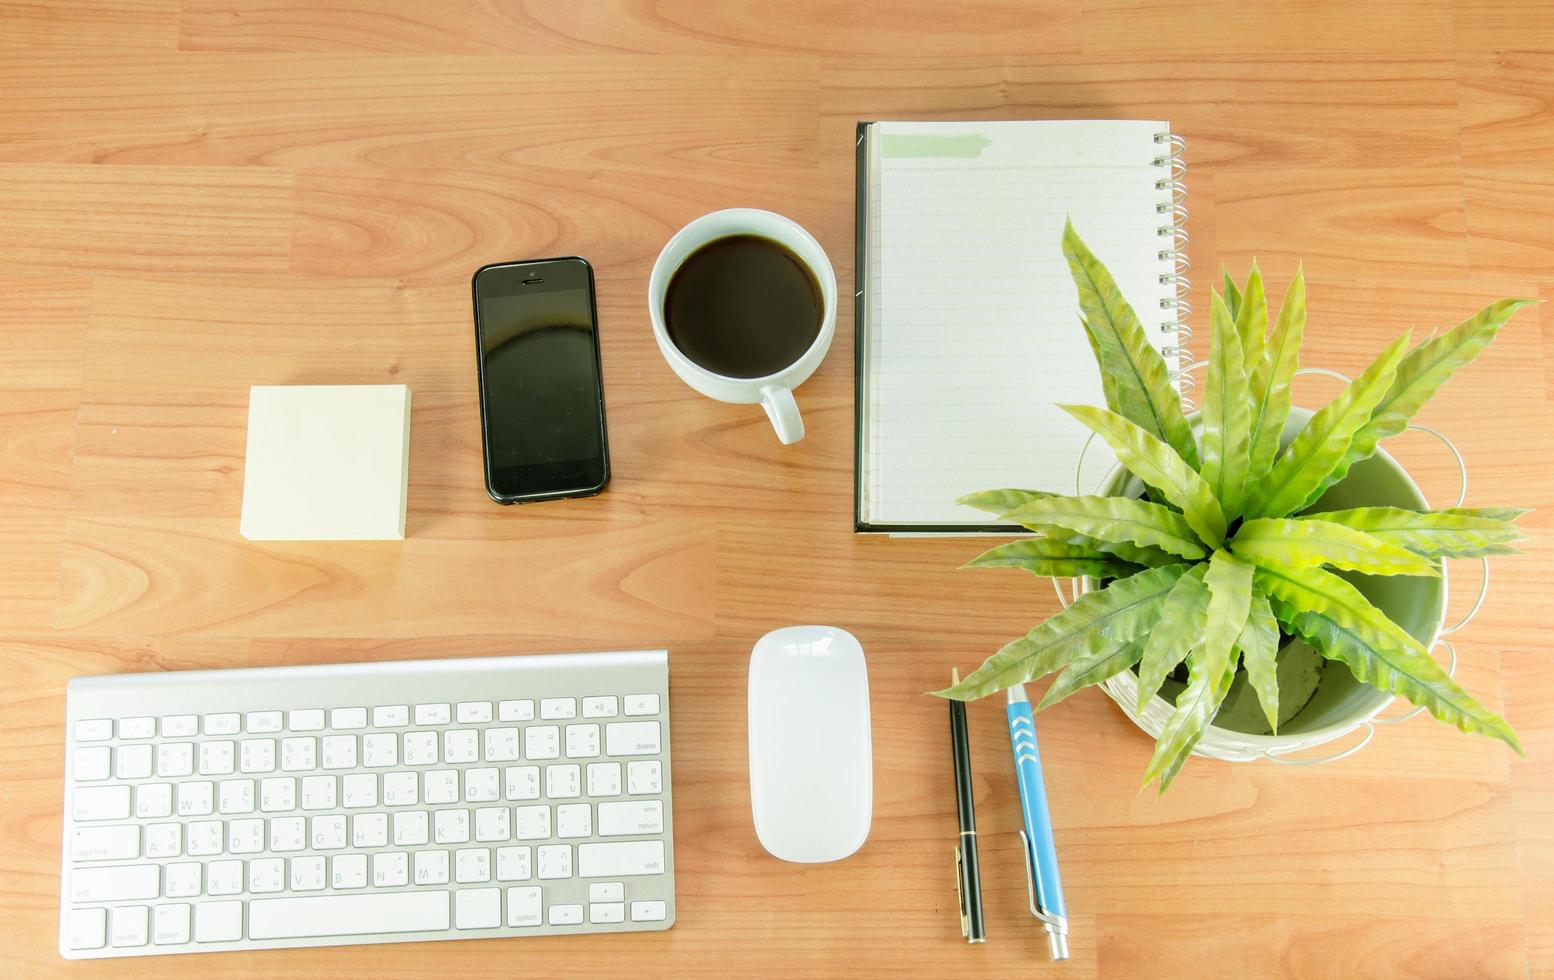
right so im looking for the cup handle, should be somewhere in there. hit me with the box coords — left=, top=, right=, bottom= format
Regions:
left=759, top=384, right=805, bottom=445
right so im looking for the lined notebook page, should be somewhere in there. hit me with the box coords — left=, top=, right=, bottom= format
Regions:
left=860, top=120, right=1180, bottom=528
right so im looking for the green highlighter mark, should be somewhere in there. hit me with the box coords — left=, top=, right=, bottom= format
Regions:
left=879, top=133, right=992, bottom=159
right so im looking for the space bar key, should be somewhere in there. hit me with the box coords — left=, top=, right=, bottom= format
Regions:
left=249, top=892, right=450, bottom=940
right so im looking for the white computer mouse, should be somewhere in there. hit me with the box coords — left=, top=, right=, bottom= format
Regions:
left=747, top=625, right=873, bottom=863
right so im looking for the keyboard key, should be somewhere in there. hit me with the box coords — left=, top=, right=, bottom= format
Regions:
left=413, top=849, right=448, bottom=885
left=515, top=805, right=551, bottom=841
left=525, top=725, right=560, bottom=760
left=363, top=733, right=398, bottom=767
left=153, top=903, right=190, bottom=945
left=194, top=900, right=243, bottom=942
left=177, top=781, right=213, bottom=816
left=270, top=816, right=306, bottom=852
left=547, top=763, right=581, bottom=799
left=394, top=811, right=429, bottom=846
left=291, top=855, right=326, bottom=892
left=456, top=887, right=500, bottom=928
left=627, top=760, right=662, bottom=795
left=383, top=770, right=418, bottom=806
left=67, top=907, right=106, bottom=950
left=342, top=772, right=378, bottom=808
left=484, top=727, right=520, bottom=762
left=541, top=698, right=576, bottom=720
left=631, top=900, right=667, bottom=922
left=218, top=778, right=255, bottom=814
left=301, top=774, right=337, bottom=810
left=497, top=846, right=531, bottom=881
left=605, top=721, right=660, bottom=756
left=507, top=886, right=542, bottom=926
left=457, top=701, right=492, bottom=724
left=582, top=696, right=619, bottom=718
left=353, top=811, right=389, bottom=847
left=135, top=782, right=173, bottom=818
left=588, top=762, right=622, bottom=797
left=260, top=776, right=296, bottom=812
left=331, top=707, right=368, bottom=730
left=72, top=824, right=140, bottom=862
left=74, top=746, right=111, bottom=781
left=434, top=808, right=470, bottom=844
left=321, top=734, right=356, bottom=769
left=245, top=710, right=283, bottom=733
left=70, top=863, right=159, bottom=903
left=144, top=822, right=180, bottom=859
left=590, top=902, right=625, bottom=924
left=505, top=765, right=540, bottom=801
left=198, top=740, right=234, bottom=775
left=373, top=850, right=408, bottom=887
left=403, top=731, right=438, bottom=765
left=548, top=903, right=584, bottom=926
left=229, top=818, right=264, bottom=854
left=332, top=853, right=367, bottom=889
left=498, top=699, right=534, bottom=722
left=557, top=803, right=592, bottom=838
left=578, top=840, right=666, bottom=878
left=443, top=729, right=478, bottom=764
left=624, top=694, right=660, bottom=716
left=161, top=715, right=198, bottom=738
left=73, top=785, right=131, bottom=822
left=204, top=713, right=240, bottom=736
left=415, top=703, right=451, bottom=726
left=455, top=847, right=491, bottom=883
left=280, top=736, right=316, bottom=772
left=288, top=708, right=325, bottom=732
left=165, top=862, right=201, bottom=898
left=250, top=857, right=285, bottom=894
left=75, top=719, right=113, bottom=743
left=599, top=800, right=665, bottom=837
left=118, top=717, right=156, bottom=740
left=156, top=742, right=194, bottom=778
left=312, top=814, right=347, bottom=849
left=537, top=844, right=572, bottom=880
left=590, top=881, right=624, bottom=903
left=565, top=723, right=601, bottom=758
left=116, top=744, right=153, bottom=780
left=424, top=769, right=458, bottom=805
left=186, top=820, right=222, bottom=856
left=240, top=738, right=276, bottom=773
left=372, top=705, right=409, bottom=727
left=464, top=767, right=499, bottom=802
left=249, top=892, right=450, bottom=941
left=475, top=806, right=511, bottom=842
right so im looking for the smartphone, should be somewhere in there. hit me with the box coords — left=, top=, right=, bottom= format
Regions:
left=472, top=257, right=609, bottom=504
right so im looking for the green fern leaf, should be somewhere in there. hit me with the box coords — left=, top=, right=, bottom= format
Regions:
left=1009, top=495, right=1207, bottom=560
left=1238, top=588, right=1281, bottom=733
left=1038, top=638, right=1145, bottom=710
left=957, top=488, right=1054, bottom=516
left=1233, top=261, right=1268, bottom=377
left=932, top=564, right=1191, bottom=701
left=1231, top=517, right=1440, bottom=577
left=1298, top=507, right=1528, bottom=559
left=1060, top=404, right=1227, bottom=547
left=1201, top=291, right=1253, bottom=518
left=1135, top=565, right=1209, bottom=711
left=1246, top=265, right=1305, bottom=476
left=1309, top=299, right=1536, bottom=502
left=1254, top=563, right=1521, bottom=752
left=962, top=538, right=1141, bottom=578
left=1063, top=220, right=1200, bottom=468
left=1221, top=268, right=1243, bottom=323
left=1243, top=332, right=1412, bottom=519
left=1143, top=636, right=1239, bottom=791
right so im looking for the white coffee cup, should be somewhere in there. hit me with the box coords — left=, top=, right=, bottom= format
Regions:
left=648, top=208, right=837, bottom=445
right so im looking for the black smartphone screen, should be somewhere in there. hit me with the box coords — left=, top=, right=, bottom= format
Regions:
left=473, top=258, right=609, bottom=502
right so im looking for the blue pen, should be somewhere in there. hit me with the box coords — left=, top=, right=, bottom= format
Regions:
left=1006, top=684, right=1069, bottom=960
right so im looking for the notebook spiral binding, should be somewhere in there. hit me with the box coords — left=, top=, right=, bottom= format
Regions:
left=1152, top=131, right=1194, bottom=410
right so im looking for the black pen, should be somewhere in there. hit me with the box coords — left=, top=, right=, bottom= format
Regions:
left=949, top=669, right=985, bottom=943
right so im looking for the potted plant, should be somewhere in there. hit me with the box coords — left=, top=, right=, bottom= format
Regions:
left=934, top=223, right=1531, bottom=791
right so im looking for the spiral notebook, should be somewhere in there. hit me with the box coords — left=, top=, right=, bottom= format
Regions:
left=854, top=119, right=1191, bottom=534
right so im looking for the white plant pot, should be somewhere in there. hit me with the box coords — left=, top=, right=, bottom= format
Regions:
left=1086, top=408, right=1449, bottom=765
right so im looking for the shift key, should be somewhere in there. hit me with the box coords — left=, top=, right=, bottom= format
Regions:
left=578, top=840, right=665, bottom=877
left=70, top=864, right=159, bottom=903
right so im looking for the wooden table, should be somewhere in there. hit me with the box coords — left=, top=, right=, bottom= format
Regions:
left=3, top=2, right=1551, bottom=976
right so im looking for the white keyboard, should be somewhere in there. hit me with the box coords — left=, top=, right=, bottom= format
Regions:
left=60, top=650, right=675, bottom=959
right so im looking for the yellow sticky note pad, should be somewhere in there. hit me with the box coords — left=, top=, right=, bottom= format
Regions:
left=240, top=385, right=411, bottom=541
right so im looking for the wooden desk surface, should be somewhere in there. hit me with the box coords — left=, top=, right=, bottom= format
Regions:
left=3, top=2, right=1552, bottom=976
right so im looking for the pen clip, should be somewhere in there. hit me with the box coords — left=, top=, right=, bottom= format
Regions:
left=954, top=846, right=969, bottom=938
left=1020, top=829, right=1070, bottom=934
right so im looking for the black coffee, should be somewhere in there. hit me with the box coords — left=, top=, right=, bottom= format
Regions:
left=664, top=234, right=822, bottom=379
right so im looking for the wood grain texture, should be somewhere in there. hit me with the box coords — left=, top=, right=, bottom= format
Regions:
left=1, top=1, right=1551, bottom=976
